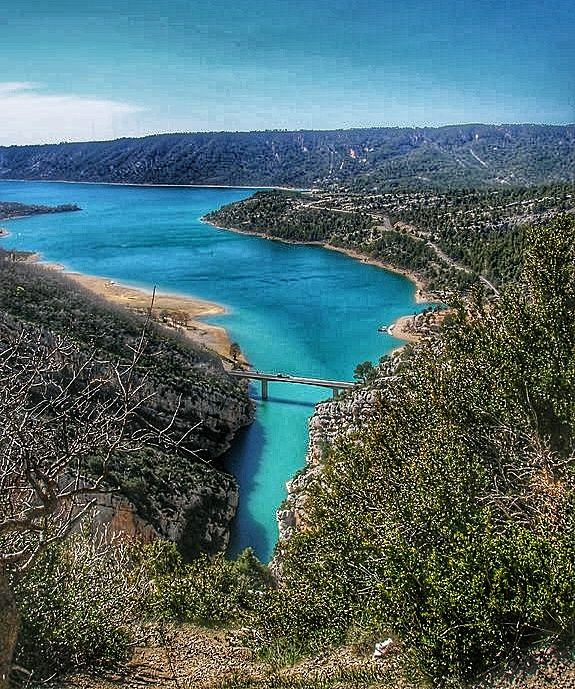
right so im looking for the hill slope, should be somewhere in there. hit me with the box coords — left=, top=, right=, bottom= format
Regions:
left=1, top=124, right=574, bottom=189
left=0, top=251, right=254, bottom=555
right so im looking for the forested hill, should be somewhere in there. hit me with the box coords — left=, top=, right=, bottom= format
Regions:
left=0, top=200, right=80, bottom=219
left=1, top=124, right=574, bottom=190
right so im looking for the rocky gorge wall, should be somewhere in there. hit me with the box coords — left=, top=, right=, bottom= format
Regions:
left=0, top=257, right=256, bottom=558
left=91, top=459, right=241, bottom=556
left=274, top=352, right=403, bottom=566
left=90, top=369, right=255, bottom=558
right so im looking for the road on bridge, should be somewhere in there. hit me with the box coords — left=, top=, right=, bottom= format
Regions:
left=228, top=370, right=356, bottom=400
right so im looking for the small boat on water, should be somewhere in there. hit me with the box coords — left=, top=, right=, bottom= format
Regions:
left=378, top=324, right=395, bottom=335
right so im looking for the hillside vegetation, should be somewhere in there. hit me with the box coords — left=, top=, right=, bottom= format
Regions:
left=206, top=183, right=575, bottom=294
left=0, top=250, right=253, bottom=555
left=1, top=124, right=574, bottom=190
left=257, top=216, right=575, bottom=685
left=0, top=200, right=80, bottom=220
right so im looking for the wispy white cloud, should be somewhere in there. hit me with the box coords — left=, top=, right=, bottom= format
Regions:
left=0, top=83, right=144, bottom=145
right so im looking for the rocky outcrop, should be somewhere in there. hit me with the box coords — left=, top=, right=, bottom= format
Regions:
left=91, top=462, right=240, bottom=557
left=276, top=387, right=380, bottom=546
left=87, top=371, right=253, bottom=558
left=275, top=353, right=404, bottom=566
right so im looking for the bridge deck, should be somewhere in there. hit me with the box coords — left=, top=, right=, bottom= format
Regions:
left=228, top=370, right=355, bottom=398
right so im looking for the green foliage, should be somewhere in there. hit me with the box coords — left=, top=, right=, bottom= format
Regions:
left=143, top=541, right=272, bottom=625
left=255, top=216, right=575, bottom=685
left=13, top=538, right=274, bottom=680
left=0, top=200, right=80, bottom=220
left=212, top=665, right=391, bottom=689
left=205, top=190, right=375, bottom=244
left=14, top=535, right=146, bottom=680
left=1, top=124, right=574, bottom=189
left=353, top=360, right=376, bottom=384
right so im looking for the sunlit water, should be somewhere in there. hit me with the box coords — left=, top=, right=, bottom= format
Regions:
left=0, top=181, right=428, bottom=561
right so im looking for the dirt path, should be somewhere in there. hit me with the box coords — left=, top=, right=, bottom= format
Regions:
left=56, top=624, right=575, bottom=689
left=62, top=624, right=408, bottom=689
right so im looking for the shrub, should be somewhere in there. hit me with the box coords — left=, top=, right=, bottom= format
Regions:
left=14, top=534, right=148, bottom=680
left=143, top=541, right=272, bottom=625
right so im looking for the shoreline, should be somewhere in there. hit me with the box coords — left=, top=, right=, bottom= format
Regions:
left=0, top=178, right=309, bottom=192
left=0, top=222, right=245, bottom=364
left=203, top=219, right=435, bottom=343
left=67, top=273, right=241, bottom=364
left=386, top=315, right=423, bottom=343
left=35, top=259, right=245, bottom=365
left=203, top=219, right=432, bottom=304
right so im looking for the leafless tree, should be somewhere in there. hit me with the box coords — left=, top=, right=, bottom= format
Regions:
left=0, top=314, right=161, bottom=686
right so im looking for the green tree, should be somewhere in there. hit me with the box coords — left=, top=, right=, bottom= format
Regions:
left=353, top=360, right=375, bottom=383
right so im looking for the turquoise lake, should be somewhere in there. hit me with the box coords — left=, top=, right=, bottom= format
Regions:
left=0, top=181, right=427, bottom=561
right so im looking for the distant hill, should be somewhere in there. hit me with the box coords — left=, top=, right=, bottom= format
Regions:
left=0, top=124, right=574, bottom=190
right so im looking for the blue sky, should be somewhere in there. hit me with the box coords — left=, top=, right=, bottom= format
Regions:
left=1, top=0, right=574, bottom=144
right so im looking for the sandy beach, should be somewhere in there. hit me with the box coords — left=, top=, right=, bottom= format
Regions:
left=50, top=268, right=244, bottom=365
left=387, top=314, right=423, bottom=343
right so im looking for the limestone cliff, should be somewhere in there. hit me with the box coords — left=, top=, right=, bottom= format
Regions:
left=87, top=373, right=253, bottom=558
left=91, top=460, right=240, bottom=556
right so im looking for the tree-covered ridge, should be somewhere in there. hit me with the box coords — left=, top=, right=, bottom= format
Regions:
left=207, top=190, right=376, bottom=243
left=314, top=183, right=575, bottom=285
left=0, top=252, right=253, bottom=555
left=0, top=200, right=80, bottom=220
left=257, top=216, right=575, bottom=685
left=206, top=184, right=575, bottom=294
left=0, top=124, right=574, bottom=190
left=205, top=190, right=452, bottom=292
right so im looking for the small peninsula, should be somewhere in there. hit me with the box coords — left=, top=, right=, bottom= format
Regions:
left=0, top=200, right=81, bottom=221
left=204, top=183, right=575, bottom=300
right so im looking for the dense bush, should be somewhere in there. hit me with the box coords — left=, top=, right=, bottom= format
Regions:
left=13, top=537, right=273, bottom=680
left=143, top=541, right=272, bottom=625
left=14, top=535, right=147, bottom=679
left=255, top=216, right=575, bottom=685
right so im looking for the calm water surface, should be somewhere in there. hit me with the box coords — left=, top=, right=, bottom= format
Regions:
left=0, top=181, right=428, bottom=561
